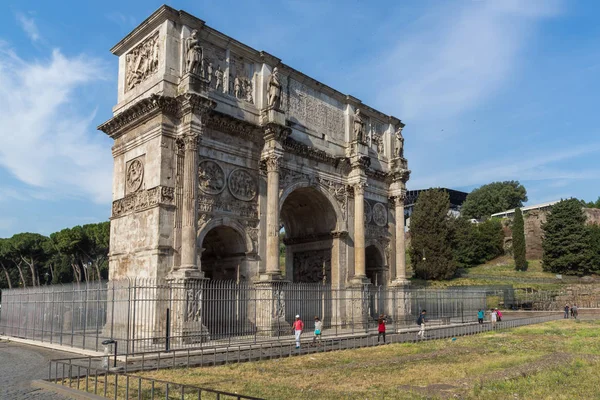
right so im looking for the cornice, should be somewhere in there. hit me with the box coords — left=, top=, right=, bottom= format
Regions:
left=281, top=137, right=348, bottom=169
left=207, top=110, right=264, bottom=144
left=98, top=95, right=179, bottom=139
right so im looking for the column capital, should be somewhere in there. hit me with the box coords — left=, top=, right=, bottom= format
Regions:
left=351, top=181, right=367, bottom=196
left=261, top=154, right=282, bottom=173
left=390, top=193, right=406, bottom=206
left=183, top=133, right=200, bottom=151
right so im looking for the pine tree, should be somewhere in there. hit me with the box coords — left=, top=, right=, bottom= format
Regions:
left=409, top=189, right=456, bottom=280
left=512, top=207, right=528, bottom=271
left=542, top=199, right=591, bottom=275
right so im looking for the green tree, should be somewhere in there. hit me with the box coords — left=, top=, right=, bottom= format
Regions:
left=542, top=199, right=591, bottom=275
left=588, top=224, right=600, bottom=273
left=8, top=233, right=51, bottom=286
left=82, top=222, right=110, bottom=280
left=513, top=208, right=528, bottom=271
left=582, top=197, right=600, bottom=209
left=450, top=218, right=504, bottom=268
left=450, top=217, right=479, bottom=269
left=461, top=181, right=528, bottom=220
left=410, top=189, right=456, bottom=280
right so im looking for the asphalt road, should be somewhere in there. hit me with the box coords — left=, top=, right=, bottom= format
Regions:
left=0, top=341, right=78, bottom=399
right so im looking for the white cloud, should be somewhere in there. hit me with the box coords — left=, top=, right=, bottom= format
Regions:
left=409, top=143, right=600, bottom=190
left=16, top=13, right=40, bottom=43
left=375, top=0, right=562, bottom=122
left=0, top=45, right=113, bottom=204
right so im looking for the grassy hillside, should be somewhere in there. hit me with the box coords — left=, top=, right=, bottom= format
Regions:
left=410, top=256, right=567, bottom=290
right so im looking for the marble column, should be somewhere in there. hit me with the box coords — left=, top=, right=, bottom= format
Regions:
left=264, top=155, right=282, bottom=278
left=180, top=132, right=200, bottom=272
left=353, top=182, right=366, bottom=279
left=394, top=195, right=407, bottom=282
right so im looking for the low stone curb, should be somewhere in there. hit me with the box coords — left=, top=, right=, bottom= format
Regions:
left=0, top=335, right=104, bottom=357
left=31, top=380, right=106, bottom=400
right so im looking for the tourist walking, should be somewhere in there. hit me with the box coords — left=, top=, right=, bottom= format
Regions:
left=312, top=316, right=323, bottom=346
left=496, top=308, right=503, bottom=322
left=293, top=315, right=304, bottom=349
left=564, top=304, right=570, bottom=319
left=416, top=310, right=427, bottom=339
left=377, top=314, right=387, bottom=343
left=572, top=304, right=578, bottom=319
left=477, top=309, right=485, bottom=324
left=490, top=309, right=497, bottom=328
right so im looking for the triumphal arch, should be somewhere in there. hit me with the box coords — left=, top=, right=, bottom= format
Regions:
left=99, top=6, right=410, bottom=339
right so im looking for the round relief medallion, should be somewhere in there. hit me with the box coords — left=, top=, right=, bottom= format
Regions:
left=126, top=158, right=144, bottom=193
left=228, top=168, right=257, bottom=201
left=373, top=203, right=388, bottom=226
left=364, top=200, right=372, bottom=224
left=198, top=160, right=225, bottom=194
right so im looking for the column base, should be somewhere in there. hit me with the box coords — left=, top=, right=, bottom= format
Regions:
left=169, top=267, right=205, bottom=280
left=390, top=278, right=410, bottom=287
left=258, top=272, right=285, bottom=282
left=349, top=275, right=371, bottom=287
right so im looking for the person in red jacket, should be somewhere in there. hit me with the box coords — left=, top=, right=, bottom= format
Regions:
left=377, top=314, right=387, bottom=343
left=293, top=315, right=304, bottom=349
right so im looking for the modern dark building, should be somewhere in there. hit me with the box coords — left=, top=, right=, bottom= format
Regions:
left=404, top=188, right=469, bottom=228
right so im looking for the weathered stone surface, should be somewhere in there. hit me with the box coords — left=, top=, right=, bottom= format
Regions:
left=100, top=5, right=411, bottom=332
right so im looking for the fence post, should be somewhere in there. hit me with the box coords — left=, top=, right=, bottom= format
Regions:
left=166, top=308, right=171, bottom=353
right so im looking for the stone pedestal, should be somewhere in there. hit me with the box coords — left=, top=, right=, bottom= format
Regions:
left=253, top=281, right=290, bottom=336
left=388, top=283, right=411, bottom=330
left=346, top=284, right=370, bottom=331
left=166, top=275, right=210, bottom=344
left=261, top=107, right=286, bottom=126
left=178, top=73, right=209, bottom=95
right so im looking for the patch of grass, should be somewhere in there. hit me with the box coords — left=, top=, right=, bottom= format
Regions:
left=112, top=320, right=600, bottom=399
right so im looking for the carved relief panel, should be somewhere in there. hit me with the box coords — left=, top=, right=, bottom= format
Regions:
left=280, top=76, right=345, bottom=141
left=125, top=31, right=160, bottom=92
left=229, top=168, right=257, bottom=201
left=198, top=160, right=226, bottom=195
left=229, top=52, right=255, bottom=104
left=203, top=42, right=227, bottom=93
left=125, top=156, right=145, bottom=195
left=293, top=249, right=331, bottom=283
left=197, top=160, right=259, bottom=247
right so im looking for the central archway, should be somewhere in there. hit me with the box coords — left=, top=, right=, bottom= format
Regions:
left=200, top=225, right=246, bottom=280
left=280, top=185, right=338, bottom=283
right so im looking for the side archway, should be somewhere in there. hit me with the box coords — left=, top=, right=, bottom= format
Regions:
left=197, top=218, right=253, bottom=280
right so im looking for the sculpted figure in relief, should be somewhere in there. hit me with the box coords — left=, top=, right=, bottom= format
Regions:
left=125, top=32, right=160, bottom=91
left=245, top=79, right=253, bottom=103
left=267, top=67, right=282, bottom=109
left=234, top=76, right=241, bottom=99
left=354, top=109, right=365, bottom=143
left=207, top=62, right=213, bottom=84
left=395, top=126, right=404, bottom=158
left=186, top=30, right=204, bottom=76
left=215, top=66, right=224, bottom=92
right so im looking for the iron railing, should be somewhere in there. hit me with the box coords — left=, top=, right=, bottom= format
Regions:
left=46, top=312, right=564, bottom=399
left=0, top=279, right=488, bottom=354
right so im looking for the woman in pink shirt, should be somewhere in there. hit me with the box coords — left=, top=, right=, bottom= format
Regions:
left=293, top=315, right=304, bottom=349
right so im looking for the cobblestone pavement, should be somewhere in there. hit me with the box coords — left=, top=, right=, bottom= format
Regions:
left=0, top=341, right=79, bottom=399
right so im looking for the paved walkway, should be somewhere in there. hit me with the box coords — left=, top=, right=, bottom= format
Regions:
left=0, top=341, right=79, bottom=399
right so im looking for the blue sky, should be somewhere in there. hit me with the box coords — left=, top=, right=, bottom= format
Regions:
left=1, top=0, right=599, bottom=237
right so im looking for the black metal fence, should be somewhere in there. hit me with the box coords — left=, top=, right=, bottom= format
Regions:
left=46, top=312, right=563, bottom=400
left=0, top=279, right=488, bottom=355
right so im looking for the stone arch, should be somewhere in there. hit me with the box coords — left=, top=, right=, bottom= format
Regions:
left=197, top=218, right=253, bottom=280
left=365, top=243, right=386, bottom=286
left=197, top=217, right=253, bottom=254
left=279, top=181, right=345, bottom=232
left=279, top=183, right=343, bottom=284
